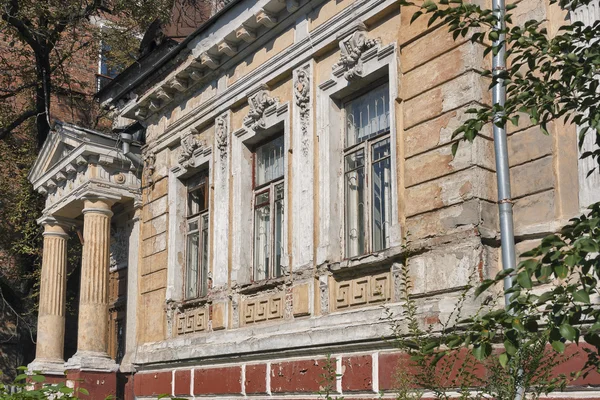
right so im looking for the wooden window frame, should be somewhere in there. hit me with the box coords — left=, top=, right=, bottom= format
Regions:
left=343, top=82, right=392, bottom=258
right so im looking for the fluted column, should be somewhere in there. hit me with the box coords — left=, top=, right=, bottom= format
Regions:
left=29, top=218, right=70, bottom=373
left=77, top=198, right=112, bottom=357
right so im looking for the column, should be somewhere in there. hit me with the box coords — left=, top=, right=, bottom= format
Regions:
left=28, top=217, right=71, bottom=374
left=67, top=198, right=117, bottom=371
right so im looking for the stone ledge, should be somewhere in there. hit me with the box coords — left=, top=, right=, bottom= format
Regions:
left=65, top=351, right=119, bottom=373
left=27, top=359, right=67, bottom=376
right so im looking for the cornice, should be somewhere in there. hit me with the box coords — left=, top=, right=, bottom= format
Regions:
left=141, top=0, right=395, bottom=155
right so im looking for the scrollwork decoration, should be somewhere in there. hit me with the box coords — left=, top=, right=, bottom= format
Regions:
left=178, top=135, right=203, bottom=169
left=333, top=30, right=379, bottom=80
left=294, top=66, right=311, bottom=156
left=244, top=89, right=278, bottom=130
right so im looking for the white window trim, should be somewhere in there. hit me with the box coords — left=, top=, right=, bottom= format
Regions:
left=231, top=101, right=290, bottom=286
left=316, top=37, right=399, bottom=265
left=252, top=141, right=286, bottom=280
left=167, top=142, right=213, bottom=304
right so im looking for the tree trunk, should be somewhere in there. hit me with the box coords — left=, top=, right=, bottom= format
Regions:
left=35, top=50, right=52, bottom=148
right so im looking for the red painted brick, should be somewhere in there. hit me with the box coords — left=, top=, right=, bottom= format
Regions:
left=193, top=366, right=241, bottom=395
left=270, top=358, right=334, bottom=393
left=133, top=371, right=171, bottom=397
left=551, top=343, right=600, bottom=386
left=67, top=370, right=118, bottom=400
left=174, top=370, right=191, bottom=396
left=378, top=352, right=405, bottom=391
left=342, top=355, right=373, bottom=392
left=245, top=364, right=267, bottom=394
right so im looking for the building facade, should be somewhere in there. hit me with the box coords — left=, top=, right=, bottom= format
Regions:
left=28, top=0, right=600, bottom=398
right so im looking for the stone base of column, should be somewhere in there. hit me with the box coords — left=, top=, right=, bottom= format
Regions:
left=27, top=358, right=66, bottom=376
left=65, top=351, right=119, bottom=372
left=66, top=369, right=117, bottom=400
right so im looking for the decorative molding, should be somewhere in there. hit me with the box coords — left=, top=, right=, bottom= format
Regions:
left=123, top=0, right=392, bottom=122
left=256, top=9, right=277, bottom=28
left=236, top=24, right=256, bottom=43
left=242, top=293, right=284, bottom=325
left=169, top=77, right=188, bottom=92
left=176, top=306, right=208, bottom=335
left=244, top=85, right=278, bottom=130
left=218, top=40, right=237, bottom=57
left=110, top=226, right=129, bottom=271
left=178, top=135, right=204, bottom=169
left=294, top=65, right=311, bottom=156
left=216, top=114, right=228, bottom=164
left=332, top=23, right=379, bottom=80
left=143, top=150, right=156, bottom=186
left=199, top=52, right=220, bottom=70
left=331, top=272, right=391, bottom=311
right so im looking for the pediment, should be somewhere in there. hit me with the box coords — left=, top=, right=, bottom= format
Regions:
left=28, top=122, right=131, bottom=190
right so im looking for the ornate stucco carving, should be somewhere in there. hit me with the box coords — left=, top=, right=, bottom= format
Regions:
left=110, top=226, right=129, bottom=270
left=143, top=150, right=156, bottom=186
left=178, top=135, right=203, bottom=169
left=331, top=272, right=391, bottom=311
left=294, top=66, right=311, bottom=156
left=216, top=114, right=228, bottom=163
left=176, top=306, right=208, bottom=335
left=333, top=27, right=379, bottom=80
left=244, top=88, right=278, bottom=131
left=242, top=293, right=284, bottom=325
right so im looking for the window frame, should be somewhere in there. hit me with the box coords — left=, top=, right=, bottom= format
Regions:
left=251, top=134, right=285, bottom=281
left=184, top=171, right=210, bottom=299
left=342, top=81, right=392, bottom=258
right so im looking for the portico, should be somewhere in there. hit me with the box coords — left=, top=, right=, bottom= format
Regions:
left=27, top=122, right=141, bottom=386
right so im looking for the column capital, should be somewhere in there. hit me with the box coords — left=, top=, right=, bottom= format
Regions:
left=82, top=198, right=114, bottom=217
left=37, top=215, right=77, bottom=237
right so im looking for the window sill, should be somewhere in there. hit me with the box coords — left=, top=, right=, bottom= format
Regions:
left=179, top=295, right=210, bottom=310
left=329, top=244, right=405, bottom=274
left=235, top=275, right=288, bottom=295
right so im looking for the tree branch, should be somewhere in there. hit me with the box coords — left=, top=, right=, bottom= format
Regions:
left=0, top=109, right=36, bottom=140
left=1, top=0, right=41, bottom=53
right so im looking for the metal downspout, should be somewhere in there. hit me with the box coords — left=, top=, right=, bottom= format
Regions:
left=491, top=0, right=523, bottom=399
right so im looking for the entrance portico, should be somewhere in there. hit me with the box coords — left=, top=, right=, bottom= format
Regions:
left=27, top=122, right=141, bottom=389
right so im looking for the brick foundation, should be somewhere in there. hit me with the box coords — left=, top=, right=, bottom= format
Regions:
left=66, top=370, right=117, bottom=400
left=125, top=344, right=600, bottom=398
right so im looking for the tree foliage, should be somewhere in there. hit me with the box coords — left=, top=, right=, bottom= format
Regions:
left=391, top=0, right=600, bottom=395
left=0, top=0, right=203, bottom=146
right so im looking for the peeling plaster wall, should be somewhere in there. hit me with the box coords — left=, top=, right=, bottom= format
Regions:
left=119, top=0, right=587, bottom=395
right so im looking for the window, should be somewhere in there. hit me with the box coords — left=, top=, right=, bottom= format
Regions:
left=253, top=135, right=285, bottom=280
left=185, top=172, right=210, bottom=298
left=344, top=83, right=392, bottom=257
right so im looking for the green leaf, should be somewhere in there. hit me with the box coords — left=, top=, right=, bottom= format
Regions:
left=451, top=141, right=459, bottom=156
left=504, top=339, right=518, bottom=355
left=559, top=323, right=577, bottom=341
left=573, top=289, right=590, bottom=304
left=499, top=352, right=509, bottom=368
left=473, top=342, right=492, bottom=360
left=14, top=374, right=27, bottom=381
left=30, top=374, right=45, bottom=383
left=554, top=264, right=568, bottom=279
left=79, top=388, right=90, bottom=396
left=551, top=340, right=566, bottom=353
left=474, top=279, right=495, bottom=297
left=517, top=270, right=533, bottom=289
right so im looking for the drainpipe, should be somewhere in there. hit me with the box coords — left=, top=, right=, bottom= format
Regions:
left=491, top=1, right=523, bottom=399
left=120, top=132, right=143, bottom=168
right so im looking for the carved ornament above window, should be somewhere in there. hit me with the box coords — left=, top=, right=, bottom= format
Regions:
left=333, top=25, right=379, bottom=81
left=244, top=86, right=278, bottom=131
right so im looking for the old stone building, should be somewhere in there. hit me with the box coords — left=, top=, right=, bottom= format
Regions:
left=27, top=0, right=600, bottom=398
